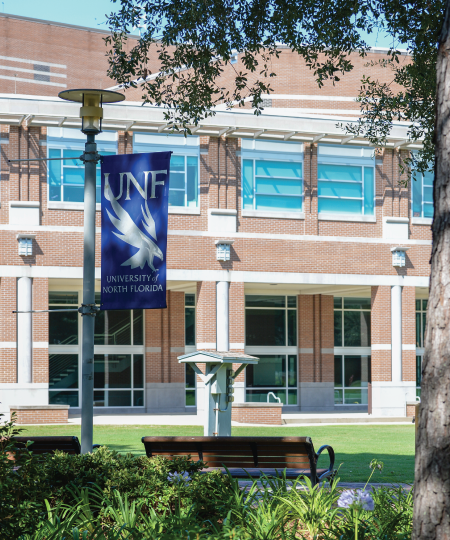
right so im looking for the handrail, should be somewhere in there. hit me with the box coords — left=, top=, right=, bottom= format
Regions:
left=267, top=392, right=281, bottom=404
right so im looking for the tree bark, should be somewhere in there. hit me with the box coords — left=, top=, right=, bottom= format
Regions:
left=413, top=0, right=450, bottom=537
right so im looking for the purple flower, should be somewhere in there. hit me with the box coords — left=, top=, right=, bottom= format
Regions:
left=167, top=471, right=191, bottom=484
left=337, top=489, right=374, bottom=511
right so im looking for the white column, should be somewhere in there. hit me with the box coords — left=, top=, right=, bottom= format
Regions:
left=216, top=281, right=229, bottom=352
left=17, top=276, right=32, bottom=384
left=391, top=285, right=402, bottom=382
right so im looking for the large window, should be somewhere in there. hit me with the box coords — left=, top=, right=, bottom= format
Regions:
left=133, top=133, right=200, bottom=209
left=412, top=170, right=433, bottom=219
left=334, top=355, right=370, bottom=405
left=93, top=354, right=144, bottom=407
left=241, top=139, right=303, bottom=214
left=245, top=295, right=297, bottom=347
left=334, top=297, right=371, bottom=347
left=48, top=291, right=145, bottom=408
left=47, top=128, right=117, bottom=204
left=416, top=299, right=427, bottom=398
left=185, top=293, right=196, bottom=407
left=246, top=354, right=297, bottom=405
left=243, top=159, right=303, bottom=212
left=318, top=145, right=375, bottom=216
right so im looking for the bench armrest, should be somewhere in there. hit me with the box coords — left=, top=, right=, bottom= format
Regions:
left=315, top=445, right=335, bottom=480
left=92, top=444, right=102, bottom=450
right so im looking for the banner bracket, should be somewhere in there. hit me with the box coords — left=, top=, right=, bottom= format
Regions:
left=78, top=303, right=101, bottom=317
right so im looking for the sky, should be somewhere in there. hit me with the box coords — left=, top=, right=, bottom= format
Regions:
left=2, top=0, right=403, bottom=49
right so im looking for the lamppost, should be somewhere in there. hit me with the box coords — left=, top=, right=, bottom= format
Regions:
left=58, top=89, right=124, bottom=454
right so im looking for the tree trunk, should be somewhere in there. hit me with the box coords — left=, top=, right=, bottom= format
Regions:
left=413, top=0, right=450, bottom=537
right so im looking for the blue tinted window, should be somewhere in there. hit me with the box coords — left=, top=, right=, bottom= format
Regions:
left=318, top=162, right=374, bottom=216
left=168, top=155, right=199, bottom=208
left=412, top=170, right=434, bottom=218
left=243, top=159, right=303, bottom=212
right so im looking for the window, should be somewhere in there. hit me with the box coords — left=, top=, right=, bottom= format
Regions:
left=243, top=159, right=303, bottom=212
left=47, top=127, right=117, bottom=204
left=245, top=295, right=297, bottom=346
left=133, top=133, right=200, bottom=208
left=185, top=293, right=196, bottom=405
left=318, top=145, right=375, bottom=216
left=246, top=354, right=297, bottom=405
left=334, top=297, right=371, bottom=347
left=49, top=292, right=78, bottom=345
left=48, top=290, right=145, bottom=408
left=334, top=355, right=370, bottom=405
left=93, top=354, right=144, bottom=407
left=241, top=139, right=303, bottom=214
left=416, top=299, right=427, bottom=398
left=412, top=170, right=433, bottom=219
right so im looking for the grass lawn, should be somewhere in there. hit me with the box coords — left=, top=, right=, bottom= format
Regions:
left=20, top=424, right=415, bottom=484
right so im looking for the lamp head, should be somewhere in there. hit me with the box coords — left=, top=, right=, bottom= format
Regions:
left=58, top=89, right=125, bottom=134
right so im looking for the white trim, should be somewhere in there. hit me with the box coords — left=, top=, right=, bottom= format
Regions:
left=321, top=348, right=334, bottom=354
left=299, top=348, right=314, bottom=354
left=0, top=224, right=91, bottom=233
left=371, top=344, right=391, bottom=350
left=230, top=343, right=245, bottom=349
left=244, top=346, right=298, bottom=355
left=334, top=347, right=372, bottom=355
left=384, top=216, right=409, bottom=224
left=166, top=229, right=432, bottom=245
left=412, top=217, right=432, bottom=226
left=0, top=383, right=48, bottom=389
left=242, top=210, right=305, bottom=220
left=169, top=207, right=200, bottom=215
left=47, top=201, right=101, bottom=212
left=171, top=347, right=185, bottom=353
left=146, top=347, right=162, bottom=353
left=0, top=342, right=16, bottom=348
left=0, top=65, right=66, bottom=78
left=197, top=342, right=216, bottom=349
left=318, top=213, right=376, bottom=223
left=33, top=342, right=48, bottom=348
left=402, top=344, right=416, bottom=351
left=10, top=201, right=40, bottom=208
left=0, top=55, right=66, bottom=69
left=209, top=208, right=237, bottom=216
left=0, top=75, right=66, bottom=87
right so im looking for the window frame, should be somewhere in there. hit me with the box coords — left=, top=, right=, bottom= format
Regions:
left=412, top=171, right=434, bottom=220
left=415, top=298, right=427, bottom=398
left=242, top=156, right=304, bottom=214
left=333, top=296, right=371, bottom=348
left=334, top=354, right=370, bottom=406
left=184, top=292, right=197, bottom=407
left=47, top=131, right=117, bottom=206
left=48, top=290, right=145, bottom=408
left=133, top=133, right=200, bottom=210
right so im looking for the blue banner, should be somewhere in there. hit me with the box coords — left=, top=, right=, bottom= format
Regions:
left=101, top=152, right=171, bottom=310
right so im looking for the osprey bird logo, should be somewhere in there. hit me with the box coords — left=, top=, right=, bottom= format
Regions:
left=105, top=181, right=163, bottom=271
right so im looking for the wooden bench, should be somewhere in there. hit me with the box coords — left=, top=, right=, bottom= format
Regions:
left=141, top=436, right=336, bottom=485
left=13, top=436, right=100, bottom=455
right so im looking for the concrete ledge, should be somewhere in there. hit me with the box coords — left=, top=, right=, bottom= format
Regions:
left=11, top=405, right=69, bottom=410
left=10, top=405, right=69, bottom=424
left=232, top=402, right=283, bottom=408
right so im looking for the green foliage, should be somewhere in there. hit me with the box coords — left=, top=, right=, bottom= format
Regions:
left=105, top=0, right=443, bottom=174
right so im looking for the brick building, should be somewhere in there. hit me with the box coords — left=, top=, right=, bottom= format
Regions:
left=0, top=13, right=430, bottom=421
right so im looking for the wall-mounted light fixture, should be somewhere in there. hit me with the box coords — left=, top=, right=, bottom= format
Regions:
left=17, top=234, right=35, bottom=256
left=215, top=239, right=234, bottom=261
left=391, top=246, right=410, bottom=267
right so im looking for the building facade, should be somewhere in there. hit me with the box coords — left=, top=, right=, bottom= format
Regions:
left=0, top=13, right=431, bottom=420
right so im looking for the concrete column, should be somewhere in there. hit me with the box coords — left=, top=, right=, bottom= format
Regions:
left=216, top=281, right=229, bottom=352
left=391, top=285, right=402, bottom=382
left=17, top=276, right=32, bottom=384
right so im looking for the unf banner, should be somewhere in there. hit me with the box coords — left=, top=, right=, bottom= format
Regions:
left=100, top=152, right=171, bottom=310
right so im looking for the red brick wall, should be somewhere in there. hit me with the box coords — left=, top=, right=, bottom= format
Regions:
left=32, top=278, right=48, bottom=383
left=10, top=408, right=68, bottom=425
left=231, top=406, right=282, bottom=425
left=0, top=277, right=17, bottom=383
left=402, top=287, right=416, bottom=382
left=371, top=286, right=392, bottom=382
left=196, top=282, right=216, bottom=348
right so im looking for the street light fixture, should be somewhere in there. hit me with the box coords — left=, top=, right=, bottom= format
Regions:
left=58, top=89, right=125, bottom=454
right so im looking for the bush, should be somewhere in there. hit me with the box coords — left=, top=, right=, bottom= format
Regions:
left=0, top=415, right=413, bottom=540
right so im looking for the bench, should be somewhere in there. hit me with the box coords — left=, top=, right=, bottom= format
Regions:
left=141, top=436, right=336, bottom=485
left=13, top=436, right=100, bottom=455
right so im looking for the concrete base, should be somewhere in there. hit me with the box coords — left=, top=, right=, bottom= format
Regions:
left=0, top=383, right=49, bottom=414
left=299, top=382, right=334, bottom=411
left=145, top=382, right=186, bottom=413
left=371, top=382, right=417, bottom=416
